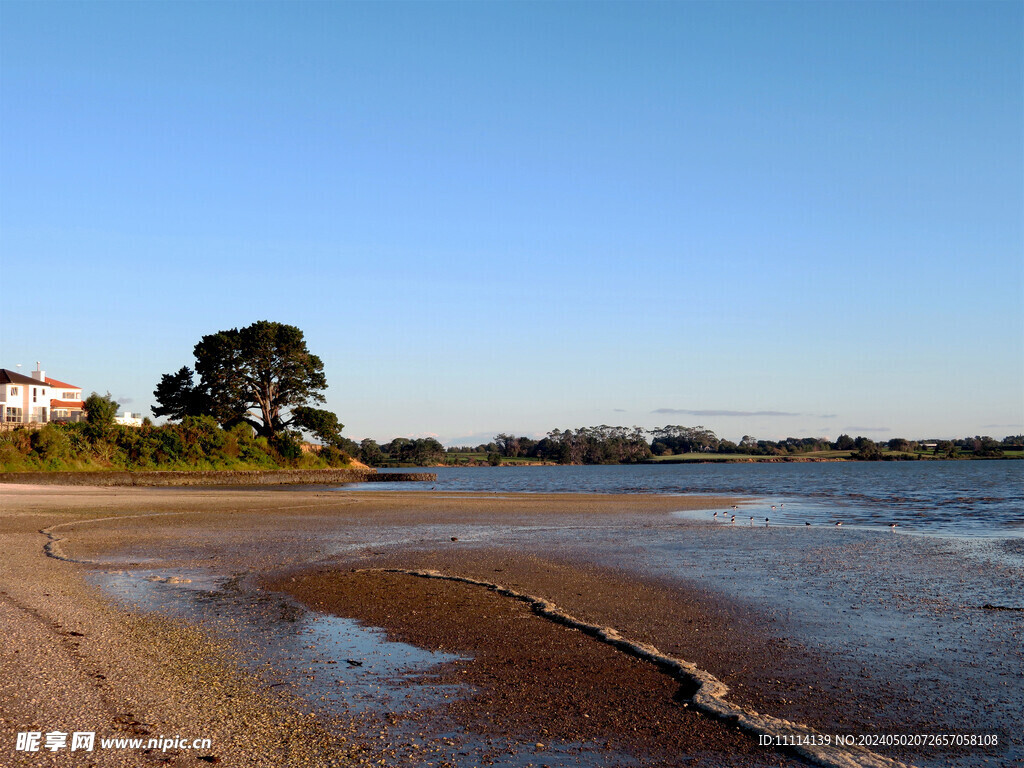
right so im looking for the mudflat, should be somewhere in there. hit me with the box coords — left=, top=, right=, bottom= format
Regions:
left=1, top=484, right=1013, bottom=767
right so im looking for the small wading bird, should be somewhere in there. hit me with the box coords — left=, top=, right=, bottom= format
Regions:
left=889, top=522, right=898, bottom=531
left=765, top=517, right=770, bottom=527
left=749, top=516, right=754, bottom=526
left=835, top=521, right=843, bottom=527
left=730, top=514, right=736, bottom=524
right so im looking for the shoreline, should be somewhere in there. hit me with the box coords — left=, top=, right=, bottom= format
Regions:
left=2, top=484, right=1017, bottom=767
left=0, top=468, right=436, bottom=487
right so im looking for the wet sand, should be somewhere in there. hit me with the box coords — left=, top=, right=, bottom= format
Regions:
left=264, top=567, right=797, bottom=767
left=2, top=484, right=1018, bottom=767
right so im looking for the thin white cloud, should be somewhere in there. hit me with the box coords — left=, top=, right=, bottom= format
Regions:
left=652, top=408, right=800, bottom=417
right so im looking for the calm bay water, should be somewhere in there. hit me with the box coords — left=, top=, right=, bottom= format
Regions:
left=362, top=461, right=1023, bottom=538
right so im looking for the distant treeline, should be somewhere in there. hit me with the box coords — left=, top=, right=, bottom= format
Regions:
left=433, top=427, right=1020, bottom=465
left=341, top=426, right=1021, bottom=467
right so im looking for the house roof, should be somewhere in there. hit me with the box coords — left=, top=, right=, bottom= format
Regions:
left=0, top=369, right=41, bottom=386
left=51, top=399, right=85, bottom=409
left=45, top=376, right=80, bottom=389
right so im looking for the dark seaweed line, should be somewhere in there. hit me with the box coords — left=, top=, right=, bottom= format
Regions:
left=359, top=567, right=913, bottom=768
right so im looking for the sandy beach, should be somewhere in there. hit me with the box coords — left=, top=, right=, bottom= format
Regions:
left=1, top=483, right=1017, bottom=767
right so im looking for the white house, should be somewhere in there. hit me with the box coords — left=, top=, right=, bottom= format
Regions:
left=0, top=368, right=47, bottom=425
left=45, top=372, right=85, bottom=422
left=115, top=411, right=144, bottom=427
left=1, top=364, right=85, bottom=425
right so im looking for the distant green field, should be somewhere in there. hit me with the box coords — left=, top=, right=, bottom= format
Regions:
left=648, top=450, right=855, bottom=462
left=648, top=453, right=751, bottom=462
left=443, top=452, right=547, bottom=465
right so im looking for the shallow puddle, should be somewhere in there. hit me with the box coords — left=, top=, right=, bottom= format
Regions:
left=90, top=568, right=466, bottom=716
left=88, top=567, right=643, bottom=767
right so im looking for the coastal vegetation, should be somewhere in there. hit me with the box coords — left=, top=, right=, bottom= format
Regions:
left=153, top=321, right=345, bottom=444
left=4, top=417, right=1019, bottom=473
left=0, top=412, right=353, bottom=473
left=428, top=427, right=1023, bottom=467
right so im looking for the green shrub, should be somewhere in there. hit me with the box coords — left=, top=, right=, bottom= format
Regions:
left=269, top=431, right=303, bottom=463
left=239, top=433, right=275, bottom=467
left=318, top=445, right=351, bottom=467
left=179, top=415, right=225, bottom=459
left=156, top=429, right=185, bottom=464
left=117, top=426, right=158, bottom=468
left=0, top=441, right=32, bottom=470
left=2, top=429, right=33, bottom=455
left=31, top=424, right=72, bottom=461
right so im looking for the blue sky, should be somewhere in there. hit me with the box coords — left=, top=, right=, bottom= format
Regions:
left=2, top=1, right=1021, bottom=444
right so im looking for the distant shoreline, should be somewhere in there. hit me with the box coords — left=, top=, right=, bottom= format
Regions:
left=641, top=454, right=1023, bottom=464
left=377, top=452, right=1023, bottom=468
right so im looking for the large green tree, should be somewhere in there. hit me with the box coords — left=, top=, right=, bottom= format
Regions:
left=153, top=321, right=342, bottom=439
left=152, top=366, right=207, bottom=421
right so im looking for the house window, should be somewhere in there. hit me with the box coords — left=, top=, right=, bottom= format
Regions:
left=9, top=387, right=17, bottom=396
left=5, top=407, right=22, bottom=423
